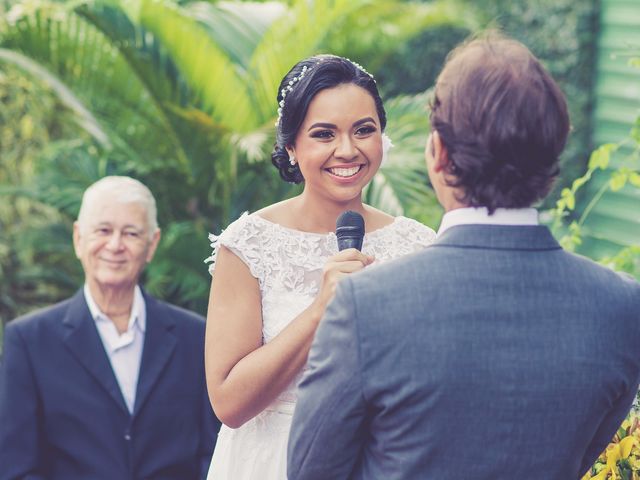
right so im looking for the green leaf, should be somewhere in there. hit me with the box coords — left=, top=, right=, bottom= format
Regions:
left=588, top=143, right=617, bottom=170
left=569, top=221, right=581, bottom=237
left=571, top=175, right=588, bottom=191
left=629, top=172, right=640, bottom=188
left=631, top=115, right=640, bottom=145
left=610, top=171, right=628, bottom=191
left=561, top=188, right=575, bottom=211
left=589, top=143, right=618, bottom=170
left=628, top=57, right=640, bottom=69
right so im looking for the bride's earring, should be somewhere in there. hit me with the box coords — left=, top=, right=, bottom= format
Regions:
left=289, top=155, right=296, bottom=166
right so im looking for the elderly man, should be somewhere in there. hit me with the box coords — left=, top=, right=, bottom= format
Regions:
left=288, top=33, right=640, bottom=479
left=0, top=176, right=220, bottom=480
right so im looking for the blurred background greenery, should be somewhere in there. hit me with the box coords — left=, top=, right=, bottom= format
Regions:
left=1, top=0, right=638, bottom=331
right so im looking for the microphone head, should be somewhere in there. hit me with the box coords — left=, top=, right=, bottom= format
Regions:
left=336, top=210, right=365, bottom=251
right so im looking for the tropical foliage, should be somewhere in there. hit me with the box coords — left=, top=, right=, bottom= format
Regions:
left=0, top=0, right=474, bottom=320
left=2, top=1, right=640, bottom=476
left=550, top=51, right=640, bottom=281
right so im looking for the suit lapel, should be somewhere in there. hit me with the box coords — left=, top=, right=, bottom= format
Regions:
left=133, top=293, right=177, bottom=417
left=433, top=224, right=561, bottom=251
left=62, top=290, right=129, bottom=415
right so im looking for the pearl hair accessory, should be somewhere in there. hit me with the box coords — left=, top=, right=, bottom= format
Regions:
left=275, top=58, right=375, bottom=127
left=275, top=65, right=311, bottom=127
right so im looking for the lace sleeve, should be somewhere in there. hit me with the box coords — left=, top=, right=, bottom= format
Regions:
left=366, top=216, right=436, bottom=262
left=404, top=217, right=437, bottom=249
left=204, top=213, right=266, bottom=284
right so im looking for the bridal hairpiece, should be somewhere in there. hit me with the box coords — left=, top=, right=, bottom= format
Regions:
left=347, top=58, right=374, bottom=79
left=275, top=59, right=375, bottom=127
left=275, top=65, right=310, bottom=127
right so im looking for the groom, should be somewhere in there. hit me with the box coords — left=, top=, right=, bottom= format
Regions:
left=288, top=33, right=640, bottom=479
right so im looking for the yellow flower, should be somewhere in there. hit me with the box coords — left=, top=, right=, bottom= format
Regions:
left=577, top=412, right=640, bottom=479
left=590, top=468, right=609, bottom=480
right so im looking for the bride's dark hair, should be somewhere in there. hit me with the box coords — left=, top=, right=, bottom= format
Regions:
left=272, top=54, right=386, bottom=184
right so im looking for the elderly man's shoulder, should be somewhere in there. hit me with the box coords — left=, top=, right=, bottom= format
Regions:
left=7, top=295, right=79, bottom=335
left=146, top=294, right=206, bottom=330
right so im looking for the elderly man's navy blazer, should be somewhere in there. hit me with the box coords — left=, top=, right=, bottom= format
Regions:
left=0, top=289, right=220, bottom=480
left=289, top=225, right=640, bottom=480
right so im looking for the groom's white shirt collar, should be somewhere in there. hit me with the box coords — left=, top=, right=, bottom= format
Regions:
left=437, top=207, right=539, bottom=237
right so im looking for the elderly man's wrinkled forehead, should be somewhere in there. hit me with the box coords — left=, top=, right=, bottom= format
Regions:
left=77, top=176, right=158, bottom=236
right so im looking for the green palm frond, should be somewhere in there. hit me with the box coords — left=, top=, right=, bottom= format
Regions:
left=323, top=0, right=479, bottom=71
left=248, top=0, right=371, bottom=123
left=0, top=48, right=110, bottom=146
left=1, top=2, right=193, bottom=173
left=366, top=91, right=441, bottom=225
left=132, top=0, right=259, bottom=132
left=184, top=1, right=286, bottom=68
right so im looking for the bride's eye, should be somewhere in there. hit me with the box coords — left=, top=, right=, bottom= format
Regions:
left=310, top=130, right=335, bottom=139
left=355, top=125, right=377, bottom=136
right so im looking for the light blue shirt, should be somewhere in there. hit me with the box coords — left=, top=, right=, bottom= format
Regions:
left=83, top=284, right=146, bottom=414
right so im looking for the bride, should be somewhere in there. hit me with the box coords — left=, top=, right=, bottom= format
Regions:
left=204, top=54, right=436, bottom=479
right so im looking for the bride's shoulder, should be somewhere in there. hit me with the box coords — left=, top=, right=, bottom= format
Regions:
left=253, top=199, right=296, bottom=226
left=221, top=199, right=293, bottom=232
left=363, top=206, right=435, bottom=240
left=363, top=206, right=395, bottom=231
left=215, top=210, right=267, bottom=243
left=388, top=215, right=437, bottom=246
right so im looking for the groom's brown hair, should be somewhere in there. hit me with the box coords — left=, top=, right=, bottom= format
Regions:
left=429, top=31, right=570, bottom=212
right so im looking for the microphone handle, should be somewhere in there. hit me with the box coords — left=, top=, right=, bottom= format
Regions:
left=337, top=236, right=363, bottom=251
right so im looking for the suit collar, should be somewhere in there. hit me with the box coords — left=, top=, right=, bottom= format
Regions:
left=62, top=290, right=179, bottom=418
left=62, top=290, right=130, bottom=415
left=133, top=292, right=177, bottom=416
left=433, top=224, right=561, bottom=251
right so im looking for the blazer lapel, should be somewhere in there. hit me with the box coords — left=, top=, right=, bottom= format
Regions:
left=133, top=293, right=177, bottom=417
left=62, top=290, right=129, bottom=415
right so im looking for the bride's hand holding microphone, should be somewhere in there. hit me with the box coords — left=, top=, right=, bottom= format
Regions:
left=309, top=211, right=374, bottom=324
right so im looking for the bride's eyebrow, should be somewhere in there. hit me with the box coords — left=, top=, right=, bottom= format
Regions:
left=307, top=117, right=377, bottom=132
left=308, top=122, right=336, bottom=131
left=353, top=117, right=377, bottom=127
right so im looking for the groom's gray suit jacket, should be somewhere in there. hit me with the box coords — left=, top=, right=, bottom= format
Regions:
left=288, top=225, right=640, bottom=480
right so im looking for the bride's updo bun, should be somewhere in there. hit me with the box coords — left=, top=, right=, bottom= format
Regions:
left=271, top=54, right=386, bottom=184
left=271, top=144, right=303, bottom=184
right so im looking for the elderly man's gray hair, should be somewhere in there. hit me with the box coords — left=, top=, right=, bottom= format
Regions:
left=77, top=176, right=158, bottom=237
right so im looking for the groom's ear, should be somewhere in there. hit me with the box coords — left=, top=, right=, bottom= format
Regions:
left=431, top=131, right=450, bottom=173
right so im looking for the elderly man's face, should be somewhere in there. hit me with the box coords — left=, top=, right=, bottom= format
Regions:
left=73, top=197, right=160, bottom=294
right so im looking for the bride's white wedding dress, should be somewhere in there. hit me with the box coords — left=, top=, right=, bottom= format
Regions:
left=205, top=212, right=435, bottom=480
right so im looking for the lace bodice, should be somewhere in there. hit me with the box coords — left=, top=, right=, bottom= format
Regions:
left=206, top=212, right=435, bottom=402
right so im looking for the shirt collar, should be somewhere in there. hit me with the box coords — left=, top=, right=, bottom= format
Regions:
left=437, top=207, right=539, bottom=237
left=83, top=284, right=146, bottom=333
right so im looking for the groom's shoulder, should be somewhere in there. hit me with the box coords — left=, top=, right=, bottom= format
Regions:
left=350, top=246, right=440, bottom=292
left=563, top=249, right=640, bottom=300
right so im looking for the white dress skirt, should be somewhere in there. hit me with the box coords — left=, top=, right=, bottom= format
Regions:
left=207, top=399, right=294, bottom=479
left=205, top=213, right=436, bottom=480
